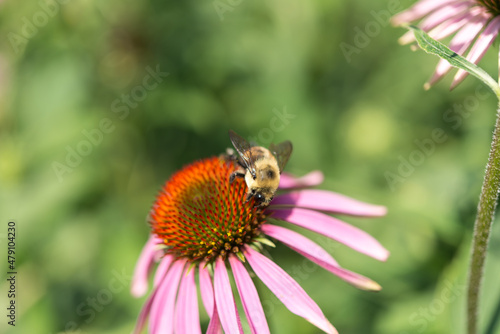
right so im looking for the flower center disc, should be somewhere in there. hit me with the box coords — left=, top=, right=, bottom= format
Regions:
left=149, top=157, right=266, bottom=262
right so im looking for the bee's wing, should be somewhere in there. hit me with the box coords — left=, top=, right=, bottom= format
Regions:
left=269, top=140, right=293, bottom=174
left=228, top=130, right=257, bottom=178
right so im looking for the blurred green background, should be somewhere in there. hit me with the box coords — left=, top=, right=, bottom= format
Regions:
left=1, top=0, right=500, bottom=333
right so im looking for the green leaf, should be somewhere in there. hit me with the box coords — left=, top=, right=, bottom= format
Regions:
left=407, top=25, right=500, bottom=98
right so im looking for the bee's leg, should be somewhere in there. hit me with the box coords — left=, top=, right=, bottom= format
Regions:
left=229, top=171, right=245, bottom=183
left=225, top=151, right=247, bottom=170
left=244, top=192, right=253, bottom=203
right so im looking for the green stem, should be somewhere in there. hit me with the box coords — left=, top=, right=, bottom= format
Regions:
left=403, top=24, right=500, bottom=334
left=467, top=104, right=500, bottom=334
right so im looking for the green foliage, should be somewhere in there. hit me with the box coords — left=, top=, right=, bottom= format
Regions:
left=407, top=25, right=500, bottom=98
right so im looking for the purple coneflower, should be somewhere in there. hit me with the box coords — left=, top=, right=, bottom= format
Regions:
left=392, top=0, right=500, bottom=89
left=131, top=157, right=388, bottom=334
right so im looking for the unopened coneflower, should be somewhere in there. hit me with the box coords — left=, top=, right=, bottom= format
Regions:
left=392, top=0, right=500, bottom=89
left=131, top=156, right=389, bottom=334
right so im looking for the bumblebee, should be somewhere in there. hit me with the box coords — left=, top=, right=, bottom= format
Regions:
left=228, top=130, right=293, bottom=207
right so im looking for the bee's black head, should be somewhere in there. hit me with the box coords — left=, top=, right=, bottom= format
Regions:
left=254, top=193, right=265, bottom=205
left=246, top=188, right=275, bottom=207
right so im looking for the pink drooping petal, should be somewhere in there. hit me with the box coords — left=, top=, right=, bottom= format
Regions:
left=419, top=2, right=470, bottom=30
left=427, top=12, right=470, bottom=41
left=199, top=262, right=215, bottom=317
left=244, top=247, right=338, bottom=334
left=131, top=235, right=163, bottom=298
left=262, top=224, right=381, bottom=291
left=132, top=288, right=158, bottom=334
left=175, top=267, right=201, bottom=334
left=269, top=189, right=387, bottom=217
left=229, top=256, right=270, bottom=334
left=200, top=264, right=223, bottom=334
left=279, top=171, right=324, bottom=189
left=270, top=208, right=389, bottom=261
left=427, top=16, right=488, bottom=86
left=398, top=2, right=470, bottom=44
left=153, top=254, right=174, bottom=288
left=262, top=224, right=338, bottom=265
left=391, top=0, right=455, bottom=26
left=214, top=257, right=243, bottom=334
left=448, top=13, right=488, bottom=53
left=207, top=301, right=223, bottom=334
left=399, top=10, right=467, bottom=45
left=451, top=16, right=500, bottom=89
left=149, top=259, right=185, bottom=334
